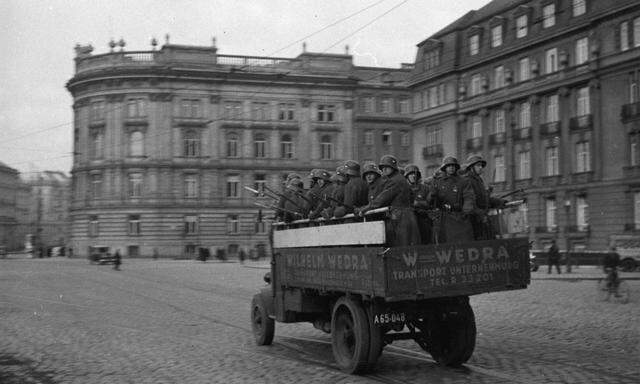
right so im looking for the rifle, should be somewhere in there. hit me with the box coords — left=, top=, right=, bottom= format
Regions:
left=243, top=186, right=280, bottom=201
left=499, top=188, right=526, bottom=199
left=262, top=185, right=306, bottom=211
left=252, top=202, right=303, bottom=218
left=308, top=191, right=354, bottom=211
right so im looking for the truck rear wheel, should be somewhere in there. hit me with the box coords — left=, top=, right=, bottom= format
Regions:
left=331, top=297, right=370, bottom=374
left=428, top=298, right=476, bottom=367
left=251, top=295, right=274, bottom=346
left=366, top=305, right=384, bottom=369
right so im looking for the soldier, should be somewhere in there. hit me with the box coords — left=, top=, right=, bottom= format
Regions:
left=282, top=178, right=306, bottom=222
left=463, top=154, right=507, bottom=240
left=361, top=162, right=383, bottom=204
left=356, top=155, right=420, bottom=246
left=335, top=160, right=369, bottom=218
left=432, top=156, right=475, bottom=243
left=309, top=171, right=336, bottom=220
left=404, top=164, right=433, bottom=244
left=276, top=173, right=302, bottom=221
left=321, top=166, right=348, bottom=219
left=305, top=169, right=331, bottom=217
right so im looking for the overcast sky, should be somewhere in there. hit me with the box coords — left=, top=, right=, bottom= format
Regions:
left=1, top=0, right=489, bottom=176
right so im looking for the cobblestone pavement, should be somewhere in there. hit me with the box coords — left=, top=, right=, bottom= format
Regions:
left=1, top=258, right=638, bottom=384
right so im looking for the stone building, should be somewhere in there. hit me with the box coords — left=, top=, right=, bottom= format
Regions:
left=409, top=0, right=640, bottom=252
left=0, top=162, right=30, bottom=251
left=66, top=40, right=411, bottom=258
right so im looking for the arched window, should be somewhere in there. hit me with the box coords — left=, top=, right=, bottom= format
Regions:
left=91, top=132, right=103, bottom=159
left=254, top=133, right=266, bottom=158
left=183, top=130, right=200, bottom=157
left=129, top=131, right=144, bottom=157
left=227, top=133, right=239, bottom=158
left=320, top=135, right=333, bottom=160
left=280, top=134, right=294, bottom=159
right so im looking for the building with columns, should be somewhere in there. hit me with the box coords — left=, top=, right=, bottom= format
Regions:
left=409, top=0, right=640, bottom=252
left=66, top=40, right=411, bottom=258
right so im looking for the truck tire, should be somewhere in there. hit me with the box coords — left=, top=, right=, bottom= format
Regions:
left=620, top=258, right=637, bottom=272
left=331, top=297, right=370, bottom=374
left=366, top=305, right=384, bottom=369
left=429, top=298, right=476, bottom=367
left=251, top=295, right=274, bottom=346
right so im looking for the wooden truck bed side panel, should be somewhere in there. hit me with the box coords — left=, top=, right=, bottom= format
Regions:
left=275, top=247, right=386, bottom=296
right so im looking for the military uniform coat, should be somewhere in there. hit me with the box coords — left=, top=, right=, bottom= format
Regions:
left=409, top=182, right=433, bottom=244
left=432, top=174, right=475, bottom=243
left=367, top=177, right=384, bottom=204
left=464, top=172, right=504, bottom=240
left=368, top=171, right=420, bottom=246
left=337, top=176, right=369, bottom=216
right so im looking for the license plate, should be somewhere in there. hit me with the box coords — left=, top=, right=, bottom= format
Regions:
left=372, top=311, right=406, bottom=326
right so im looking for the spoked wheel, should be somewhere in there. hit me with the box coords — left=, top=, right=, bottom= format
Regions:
left=596, top=279, right=611, bottom=302
left=428, top=297, right=476, bottom=367
left=331, top=297, right=370, bottom=374
left=251, top=295, right=274, bottom=345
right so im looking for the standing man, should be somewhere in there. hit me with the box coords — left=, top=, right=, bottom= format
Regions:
left=431, top=156, right=475, bottom=243
left=547, top=240, right=561, bottom=274
left=113, top=249, right=121, bottom=271
left=306, top=169, right=331, bottom=218
left=335, top=160, right=369, bottom=218
left=357, top=155, right=420, bottom=246
left=404, top=164, right=433, bottom=244
left=463, top=154, right=506, bottom=240
left=321, top=166, right=348, bottom=219
left=361, top=162, right=383, bottom=204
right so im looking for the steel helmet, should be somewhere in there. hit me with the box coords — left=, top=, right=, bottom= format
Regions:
left=404, top=164, right=421, bottom=179
left=440, top=156, right=460, bottom=171
left=314, top=169, right=331, bottom=181
left=361, top=162, right=381, bottom=179
left=344, top=160, right=361, bottom=176
left=287, top=178, right=304, bottom=191
left=378, top=155, right=399, bottom=171
left=465, top=154, right=487, bottom=170
left=286, top=172, right=302, bottom=182
left=308, top=168, right=320, bottom=179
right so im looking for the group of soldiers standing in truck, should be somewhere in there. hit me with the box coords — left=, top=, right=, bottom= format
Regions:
left=273, top=154, right=509, bottom=247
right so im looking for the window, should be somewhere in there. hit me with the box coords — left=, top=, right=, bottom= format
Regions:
left=576, top=197, right=589, bottom=230
left=320, top=135, right=333, bottom=160
left=469, top=34, right=480, bottom=55
left=471, top=116, right=482, bottom=138
left=428, top=87, right=438, bottom=108
left=495, top=110, right=505, bottom=133
left=542, top=4, right=555, bottom=28
left=519, top=57, right=530, bottom=82
left=382, top=131, right=392, bottom=146
left=317, top=104, right=335, bottom=122
left=277, top=103, right=295, bottom=120
left=423, top=49, right=440, bottom=70
left=226, top=175, right=240, bottom=198
left=518, top=203, right=529, bottom=232
left=546, top=146, right=560, bottom=176
left=621, top=22, right=630, bottom=51
left=399, top=99, right=410, bottom=114
left=227, top=215, right=239, bottom=234
left=438, top=84, right=446, bottom=104
left=129, top=173, right=143, bottom=198
left=634, top=192, right=640, bottom=229
left=254, top=134, right=266, bottom=158
left=491, top=25, right=502, bottom=48
left=516, top=15, right=528, bottom=38
left=129, top=131, right=144, bottom=157
left=255, top=218, right=267, bottom=234
left=91, top=174, right=102, bottom=199
left=635, top=18, right=640, bottom=48
left=226, top=133, right=239, bottom=158
left=254, top=174, right=266, bottom=195
left=185, top=174, right=198, bottom=198
left=280, top=134, right=294, bottom=159
left=576, top=141, right=591, bottom=172
left=632, top=81, right=638, bottom=103
left=180, top=99, right=201, bottom=118
left=364, top=130, right=374, bottom=146
left=381, top=98, right=391, bottom=113
left=545, top=48, right=558, bottom=74
left=90, top=101, right=105, bottom=120
left=494, top=155, right=505, bottom=182
left=575, top=37, right=589, bottom=65
left=127, top=98, right=146, bottom=118
left=546, top=95, right=559, bottom=123
left=577, top=87, right=590, bottom=116
left=128, top=214, right=141, bottom=235
left=572, top=0, right=586, bottom=17
left=426, top=125, right=442, bottom=146
left=545, top=198, right=557, bottom=229
left=91, top=132, right=103, bottom=159
left=224, top=101, right=242, bottom=119
left=494, top=65, right=504, bottom=89
left=400, top=131, right=410, bottom=147
left=519, top=102, right=531, bottom=128
left=89, top=215, right=99, bottom=237
left=517, top=150, right=531, bottom=179
left=362, top=97, right=374, bottom=113
left=184, top=215, right=198, bottom=235
left=183, top=130, right=200, bottom=157
left=252, top=102, right=269, bottom=120
left=470, top=74, right=482, bottom=96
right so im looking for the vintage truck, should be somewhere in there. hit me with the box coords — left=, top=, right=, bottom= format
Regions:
left=250, top=208, right=530, bottom=373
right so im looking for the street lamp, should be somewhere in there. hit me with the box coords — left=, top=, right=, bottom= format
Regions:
left=564, top=198, right=572, bottom=273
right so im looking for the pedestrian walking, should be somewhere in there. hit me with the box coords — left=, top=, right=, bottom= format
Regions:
left=547, top=240, right=561, bottom=274
left=239, top=248, right=246, bottom=264
left=113, top=249, right=122, bottom=270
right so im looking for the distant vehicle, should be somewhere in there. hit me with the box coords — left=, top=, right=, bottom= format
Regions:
left=88, top=246, right=116, bottom=264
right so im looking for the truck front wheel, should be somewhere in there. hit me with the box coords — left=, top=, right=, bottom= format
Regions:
left=331, top=297, right=370, bottom=374
left=251, top=295, right=275, bottom=346
left=428, top=297, right=476, bottom=367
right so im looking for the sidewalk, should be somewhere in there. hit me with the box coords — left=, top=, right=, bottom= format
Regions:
left=532, top=266, right=640, bottom=281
